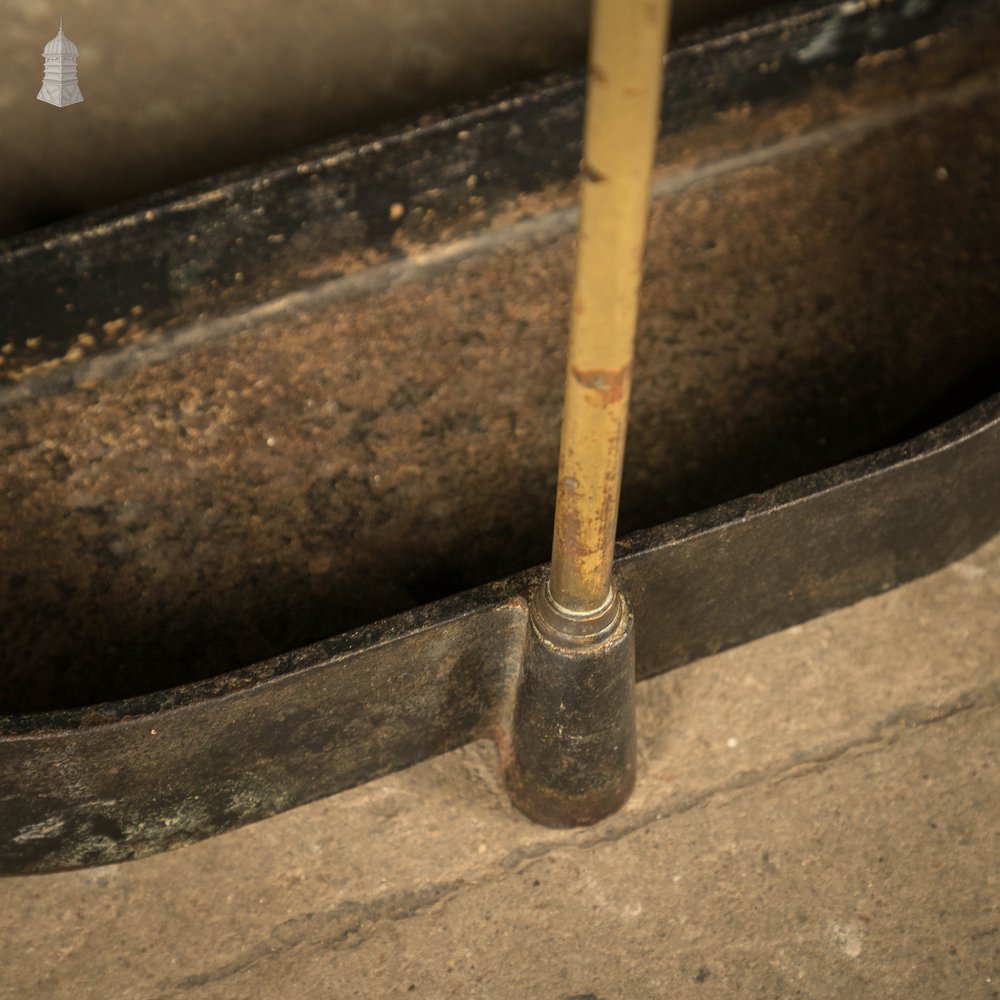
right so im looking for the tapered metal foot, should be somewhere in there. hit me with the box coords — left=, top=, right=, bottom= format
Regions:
left=502, top=583, right=636, bottom=827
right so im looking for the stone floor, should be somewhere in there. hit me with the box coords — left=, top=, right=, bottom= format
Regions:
left=2, top=532, right=997, bottom=998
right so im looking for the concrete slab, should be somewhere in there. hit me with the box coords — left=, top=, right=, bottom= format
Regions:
left=2, top=531, right=997, bottom=998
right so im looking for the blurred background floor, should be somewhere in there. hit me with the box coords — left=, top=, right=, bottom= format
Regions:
left=0, top=0, right=765, bottom=240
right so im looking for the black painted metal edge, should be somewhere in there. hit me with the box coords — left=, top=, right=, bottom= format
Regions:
left=0, top=0, right=982, bottom=389
left=2, top=390, right=997, bottom=873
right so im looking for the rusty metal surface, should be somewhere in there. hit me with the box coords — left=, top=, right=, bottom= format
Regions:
left=2, top=54, right=998, bottom=715
left=0, top=0, right=999, bottom=872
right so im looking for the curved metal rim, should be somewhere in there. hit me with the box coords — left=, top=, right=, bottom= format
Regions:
left=0, top=393, right=1000, bottom=739
left=1, top=390, right=997, bottom=873
left=3, top=388, right=998, bottom=741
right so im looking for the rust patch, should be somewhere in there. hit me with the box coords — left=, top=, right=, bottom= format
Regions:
left=582, top=162, right=608, bottom=184
left=588, top=63, right=608, bottom=84
left=570, top=363, right=633, bottom=405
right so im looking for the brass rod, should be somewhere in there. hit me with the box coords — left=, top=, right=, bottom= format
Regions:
left=549, top=0, right=671, bottom=615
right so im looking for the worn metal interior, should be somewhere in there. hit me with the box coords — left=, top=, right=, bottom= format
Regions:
left=1, top=0, right=998, bottom=872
